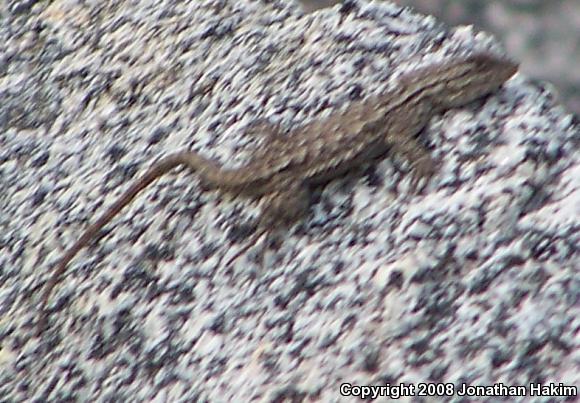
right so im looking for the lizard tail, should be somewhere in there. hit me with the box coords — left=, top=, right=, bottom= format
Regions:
left=38, top=151, right=217, bottom=333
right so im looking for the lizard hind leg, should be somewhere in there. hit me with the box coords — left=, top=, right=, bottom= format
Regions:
left=224, top=184, right=310, bottom=267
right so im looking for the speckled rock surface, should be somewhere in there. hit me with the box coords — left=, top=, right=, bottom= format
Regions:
left=1, top=0, right=578, bottom=402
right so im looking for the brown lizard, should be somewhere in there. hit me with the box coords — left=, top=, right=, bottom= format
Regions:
left=38, top=52, right=518, bottom=332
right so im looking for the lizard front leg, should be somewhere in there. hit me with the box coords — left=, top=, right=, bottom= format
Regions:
left=382, top=101, right=437, bottom=189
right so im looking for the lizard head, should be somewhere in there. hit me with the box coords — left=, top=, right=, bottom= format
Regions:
left=400, top=52, right=519, bottom=110
left=441, top=53, right=519, bottom=107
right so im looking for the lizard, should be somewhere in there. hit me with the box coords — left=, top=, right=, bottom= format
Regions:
left=37, top=52, right=518, bottom=332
